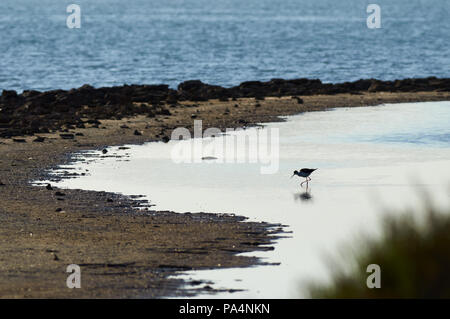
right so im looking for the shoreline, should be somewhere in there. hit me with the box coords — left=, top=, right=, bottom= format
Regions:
left=2, top=77, right=450, bottom=138
left=1, top=85, right=450, bottom=297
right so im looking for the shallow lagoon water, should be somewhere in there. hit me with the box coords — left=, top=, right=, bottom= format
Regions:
left=47, top=101, right=450, bottom=298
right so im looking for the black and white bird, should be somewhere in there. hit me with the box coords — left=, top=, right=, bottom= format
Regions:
left=291, top=168, right=317, bottom=187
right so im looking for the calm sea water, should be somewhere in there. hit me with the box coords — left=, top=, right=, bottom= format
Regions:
left=1, top=0, right=449, bottom=92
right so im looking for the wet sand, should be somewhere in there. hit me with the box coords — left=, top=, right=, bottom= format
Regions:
left=1, top=90, right=450, bottom=298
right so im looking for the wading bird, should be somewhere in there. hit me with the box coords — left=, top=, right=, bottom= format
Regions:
left=291, top=168, right=317, bottom=187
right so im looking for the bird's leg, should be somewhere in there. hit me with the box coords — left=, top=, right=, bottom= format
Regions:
left=300, top=179, right=306, bottom=187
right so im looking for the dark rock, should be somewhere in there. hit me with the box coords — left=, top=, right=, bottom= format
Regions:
left=159, top=108, right=171, bottom=116
left=46, top=184, right=53, bottom=190
left=60, top=133, right=75, bottom=140
left=1, top=90, right=18, bottom=99
left=1, top=77, right=450, bottom=139
left=33, top=136, right=45, bottom=143
left=102, top=149, right=108, bottom=154
left=22, top=90, right=41, bottom=98
left=133, top=130, right=142, bottom=136
left=86, top=119, right=101, bottom=125
left=55, top=191, right=66, bottom=197
left=12, top=138, right=26, bottom=143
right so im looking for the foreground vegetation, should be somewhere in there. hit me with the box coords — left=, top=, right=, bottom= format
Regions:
left=309, top=197, right=450, bottom=298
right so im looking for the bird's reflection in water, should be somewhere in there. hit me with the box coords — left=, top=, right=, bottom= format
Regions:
left=294, top=186, right=313, bottom=202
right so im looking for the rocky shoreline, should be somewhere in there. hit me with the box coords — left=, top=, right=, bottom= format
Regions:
left=1, top=78, right=450, bottom=298
left=1, top=77, right=450, bottom=138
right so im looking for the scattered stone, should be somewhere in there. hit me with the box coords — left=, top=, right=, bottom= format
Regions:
left=13, top=138, right=26, bottom=143
left=191, top=114, right=197, bottom=119
left=59, top=133, right=75, bottom=140
left=33, top=136, right=45, bottom=143
left=75, top=132, right=84, bottom=136
left=133, top=130, right=142, bottom=136
left=160, top=108, right=171, bottom=116
left=102, top=149, right=108, bottom=154
left=228, top=289, right=241, bottom=293
left=55, top=208, right=62, bottom=212
left=46, top=184, right=53, bottom=190
left=55, top=191, right=65, bottom=197
left=161, top=136, right=170, bottom=143
left=0, top=181, right=5, bottom=186
left=86, top=119, right=100, bottom=125
left=189, top=280, right=203, bottom=286
left=120, top=124, right=130, bottom=129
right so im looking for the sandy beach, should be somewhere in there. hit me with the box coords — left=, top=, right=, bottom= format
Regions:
left=1, top=83, right=450, bottom=297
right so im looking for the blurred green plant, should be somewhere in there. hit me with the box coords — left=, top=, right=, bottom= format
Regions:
left=308, top=197, right=450, bottom=298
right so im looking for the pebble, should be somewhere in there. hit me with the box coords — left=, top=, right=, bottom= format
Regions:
left=33, top=136, right=45, bottom=143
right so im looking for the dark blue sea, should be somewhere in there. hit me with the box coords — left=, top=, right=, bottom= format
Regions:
left=1, top=0, right=449, bottom=92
